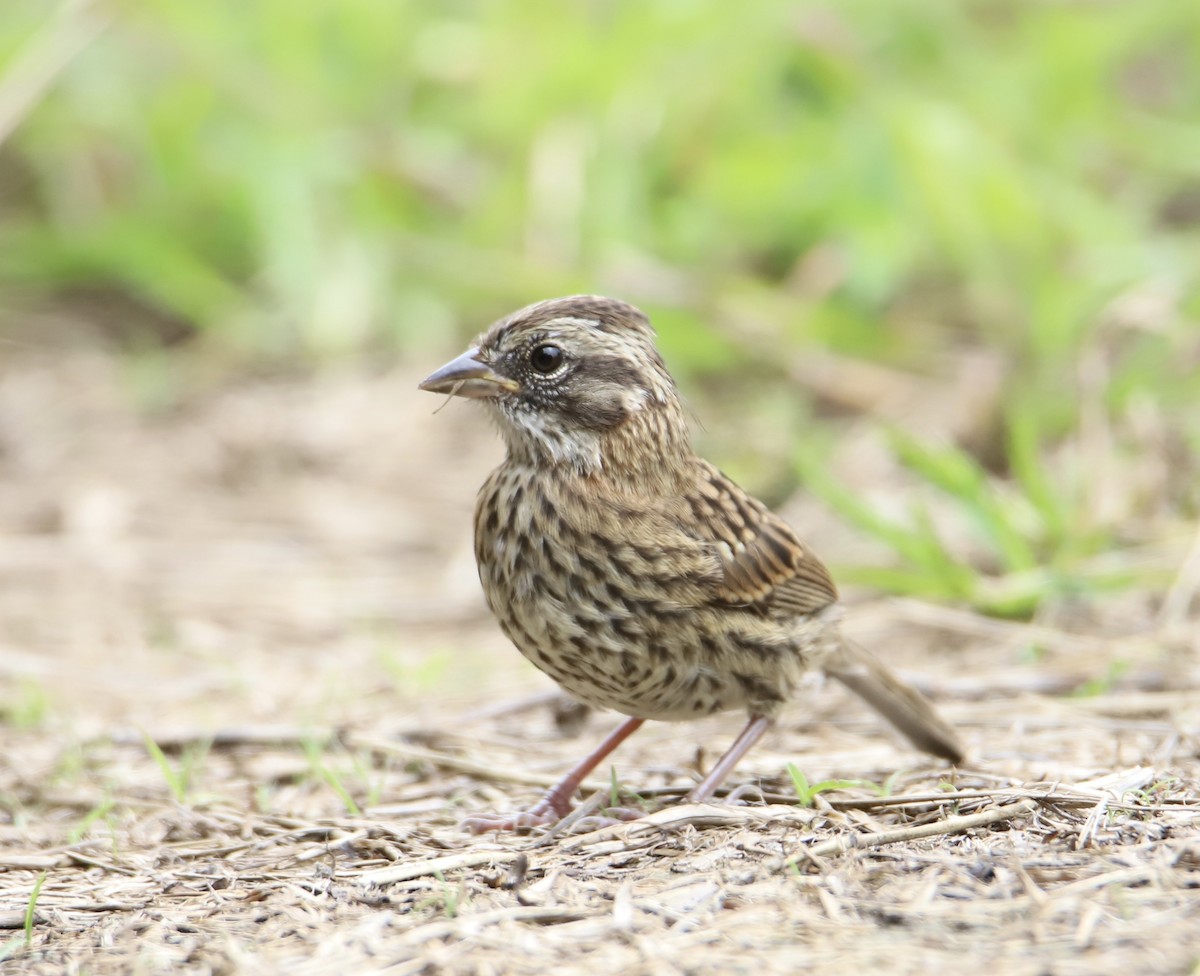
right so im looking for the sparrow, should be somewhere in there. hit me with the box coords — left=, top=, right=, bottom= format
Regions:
left=420, top=296, right=962, bottom=830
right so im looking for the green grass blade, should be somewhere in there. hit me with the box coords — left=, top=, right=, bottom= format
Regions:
left=24, top=873, right=46, bottom=947
left=889, top=429, right=1039, bottom=573
left=142, top=732, right=187, bottom=803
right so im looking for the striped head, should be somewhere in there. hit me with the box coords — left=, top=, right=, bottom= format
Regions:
left=419, top=296, right=687, bottom=471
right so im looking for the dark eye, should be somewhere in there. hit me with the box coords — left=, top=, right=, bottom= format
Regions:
left=529, top=344, right=564, bottom=374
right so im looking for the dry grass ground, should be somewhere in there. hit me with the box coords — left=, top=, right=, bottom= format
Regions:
left=1, top=343, right=1197, bottom=974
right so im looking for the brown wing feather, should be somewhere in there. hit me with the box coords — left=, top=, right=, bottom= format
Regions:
left=683, top=460, right=838, bottom=616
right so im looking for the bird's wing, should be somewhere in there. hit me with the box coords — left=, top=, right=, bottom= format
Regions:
left=681, top=460, right=838, bottom=616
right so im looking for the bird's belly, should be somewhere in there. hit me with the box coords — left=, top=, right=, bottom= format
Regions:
left=510, top=614, right=746, bottom=720
left=480, top=556, right=803, bottom=721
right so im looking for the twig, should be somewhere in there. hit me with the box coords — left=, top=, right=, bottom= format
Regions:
left=348, top=732, right=608, bottom=793
left=59, top=901, right=146, bottom=913
left=0, top=854, right=69, bottom=870
left=392, top=905, right=588, bottom=946
left=64, top=850, right=138, bottom=875
left=556, top=803, right=819, bottom=854
left=448, top=690, right=566, bottom=726
left=107, top=725, right=334, bottom=751
left=789, top=799, right=1037, bottom=864
left=1069, top=690, right=1200, bottom=718
left=889, top=597, right=1143, bottom=656
left=359, top=848, right=522, bottom=887
left=1075, top=796, right=1110, bottom=851
left=525, top=789, right=612, bottom=848
left=0, top=910, right=45, bottom=930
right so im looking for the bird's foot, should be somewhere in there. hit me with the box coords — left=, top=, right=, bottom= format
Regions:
left=569, top=806, right=646, bottom=832
left=459, top=794, right=569, bottom=834
left=459, top=809, right=553, bottom=833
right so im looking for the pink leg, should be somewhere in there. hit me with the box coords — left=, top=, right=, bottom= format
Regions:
left=462, top=717, right=645, bottom=833
left=686, top=715, right=772, bottom=803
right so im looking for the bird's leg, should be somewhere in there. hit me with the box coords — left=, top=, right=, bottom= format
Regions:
left=461, top=717, right=645, bottom=833
left=534, top=716, right=645, bottom=816
left=685, top=715, right=772, bottom=803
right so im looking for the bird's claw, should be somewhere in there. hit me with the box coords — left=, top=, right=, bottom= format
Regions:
left=458, top=795, right=567, bottom=834
left=569, top=806, right=646, bottom=831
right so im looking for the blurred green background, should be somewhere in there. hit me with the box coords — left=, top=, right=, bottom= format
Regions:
left=1, top=0, right=1197, bottom=618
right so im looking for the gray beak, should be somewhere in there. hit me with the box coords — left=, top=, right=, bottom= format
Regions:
left=418, top=348, right=520, bottom=399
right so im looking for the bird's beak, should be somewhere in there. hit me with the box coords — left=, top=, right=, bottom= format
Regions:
left=418, top=348, right=520, bottom=399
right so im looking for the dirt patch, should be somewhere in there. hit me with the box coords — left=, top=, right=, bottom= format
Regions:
left=1, top=343, right=1197, bottom=974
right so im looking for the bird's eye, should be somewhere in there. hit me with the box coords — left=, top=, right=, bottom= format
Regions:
left=529, top=344, right=564, bottom=375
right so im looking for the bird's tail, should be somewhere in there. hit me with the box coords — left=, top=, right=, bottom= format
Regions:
left=823, top=640, right=964, bottom=764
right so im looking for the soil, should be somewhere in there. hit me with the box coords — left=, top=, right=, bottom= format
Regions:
left=1, top=340, right=1197, bottom=975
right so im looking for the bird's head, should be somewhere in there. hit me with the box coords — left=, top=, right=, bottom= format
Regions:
left=419, top=296, right=688, bottom=472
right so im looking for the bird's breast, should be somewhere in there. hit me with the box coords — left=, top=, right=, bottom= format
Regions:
left=472, top=463, right=824, bottom=720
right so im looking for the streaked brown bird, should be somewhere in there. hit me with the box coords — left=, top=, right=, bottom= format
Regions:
left=420, top=296, right=963, bottom=831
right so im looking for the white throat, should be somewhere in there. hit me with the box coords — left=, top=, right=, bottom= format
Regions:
left=496, top=404, right=604, bottom=473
